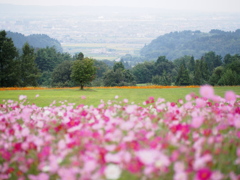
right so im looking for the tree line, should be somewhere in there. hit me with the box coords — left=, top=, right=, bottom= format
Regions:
left=132, top=52, right=240, bottom=86
left=0, top=30, right=96, bottom=89
left=1, top=30, right=240, bottom=89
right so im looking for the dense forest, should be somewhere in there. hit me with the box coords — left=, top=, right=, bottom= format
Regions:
left=140, top=29, right=240, bottom=60
left=6, top=31, right=63, bottom=52
left=1, top=29, right=240, bottom=88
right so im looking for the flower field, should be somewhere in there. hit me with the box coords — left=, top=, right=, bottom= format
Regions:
left=0, top=85, right=240, bottom=180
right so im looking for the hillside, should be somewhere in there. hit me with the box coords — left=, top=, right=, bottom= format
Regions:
left=140, top=29, right=240, bottom=60
left=6, top=31, right=63, bottom=52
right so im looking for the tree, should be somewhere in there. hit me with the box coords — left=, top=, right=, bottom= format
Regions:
left=132, top=63, right=152, bottom=83
left=175, top=61, right=190, bottom=86
left=35, top=47, right=69, bottom=72
left=0, top=30, right=20, bottom=87
left=152, top=71, right=171, bottom=86
left=218, top=69, right=239, bottom=85
left=202, top=52, right=222, bottom=73
left=224, top=54, right=232, bottom=65
left=52, top=60, right=74, bottom=87
left=94, top=60, right=110, bottom=78
left=38, top=71, right=52, bottom=87
left=103, top=69, right=124, bottom=87
left=77, top=52, right=84, bottom=61
left=189, top=56, right=195, bottom=72
left=200, top=58, right=210, bottom=83
left=154, top=56, right=175, bottom=81
left=20, top=43, right=40, bottom=87
left=209, top=66, right=224, bottom=85
left=193, top=60, right=202, bottom=85
left=71, top=57, right=96, bottom=90
left=103, top=62, right=136, bottom=87
left=113, top=62, right=125, bottom=72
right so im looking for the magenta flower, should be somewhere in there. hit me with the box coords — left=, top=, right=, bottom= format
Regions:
left=196, top=168, right=212, bottom=180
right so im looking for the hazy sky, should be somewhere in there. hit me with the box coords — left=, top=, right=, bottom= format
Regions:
left=0, top=0, right=240, bottom=13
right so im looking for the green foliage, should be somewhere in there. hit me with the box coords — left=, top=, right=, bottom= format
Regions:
left=154, top=56, right=175, bottom=77
left=77, top=52, right=84, bottom=60
left=141, top=29, right=240, bottom=60
left=193, top=60, right=202, bottom=85
left=35, top=47, right=71, bottom=72
left=103, top=62, right=136, bottom=87
left=132, top=62, right=153, bottom=83
left=202, top=51, right=223, bottom=73
left=113, top=62, right=125, bottom=72
left=175, top=61, right=190, bottom=86
left=38, top=71, right=52, bottom=87
left=52, top=60, right=74, bottom=87
left=94, top=60, right=111, bottom=79
left=189, top=56, right=195, bottom=72
left=152, top=73, right=171, bottom=86
left=19, top=43, right=40, bottom=87
left=71, top=58, right=97, bottom=90
left=226, top=57, right=240, bottom=74
left=0, top=30, right=20, bottom=87
left=200, top=58, right=210, bottom=83
left=218, top=69, right=240, bottom=85
left=209, top=66, right=224, bottom=85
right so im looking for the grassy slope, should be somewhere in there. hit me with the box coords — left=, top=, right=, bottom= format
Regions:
left=0, top=86, right=240, bottom=107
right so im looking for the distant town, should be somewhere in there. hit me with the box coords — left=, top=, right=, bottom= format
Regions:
left=1, top=4, right=240, bottom=59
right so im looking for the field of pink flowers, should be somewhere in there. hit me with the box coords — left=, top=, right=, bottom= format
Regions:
left=0, top=85, right=240, bottom=180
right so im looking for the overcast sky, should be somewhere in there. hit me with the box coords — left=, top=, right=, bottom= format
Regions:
left=0, top=0, right=240, bottom=13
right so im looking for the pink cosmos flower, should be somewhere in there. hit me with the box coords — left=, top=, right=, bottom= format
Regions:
left=174, top=171, right=188, bottom=180
left=196, top=98, right=206, bottom=108
left=185, top=94, right=192, bottom=101
left=211, top=171, right=223, bottom=180
left=125, top=105, right=138, bottom=114
left=237, top=131, right=240, bottom=138
left=234, top=119, right=240, bottom=129
left=81, top=95, right=86, bottom=99
left=123, top=99, right=129, bottom=103
left=200, top=85, right=215, bottom=99
left=28, top=173, right=49, bottom=180
left=191, top=116, right=204, bottom=128
left=225, top=91, right=236, bottom=102
left=174, top=161, right=185, bottom=172
left=137, top=149, right=159, bottom=165
left=19, top=95, right=27, bottom=101
left=237, top=147, right=240, bottom=157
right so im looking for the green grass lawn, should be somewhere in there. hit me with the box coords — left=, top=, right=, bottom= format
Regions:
left=0, top=86, right=240, bottom=107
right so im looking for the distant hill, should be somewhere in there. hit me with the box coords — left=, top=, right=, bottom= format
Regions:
left=6, top=31, right=63, bottom=52
left=140, top=29, right=240, bottom=60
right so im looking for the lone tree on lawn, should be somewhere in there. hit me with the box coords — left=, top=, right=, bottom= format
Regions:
left=71, top=54, right=96, bottom=90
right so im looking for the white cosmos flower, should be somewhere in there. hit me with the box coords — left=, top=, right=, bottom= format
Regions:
left=104, top=164, right=122, bottom=180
